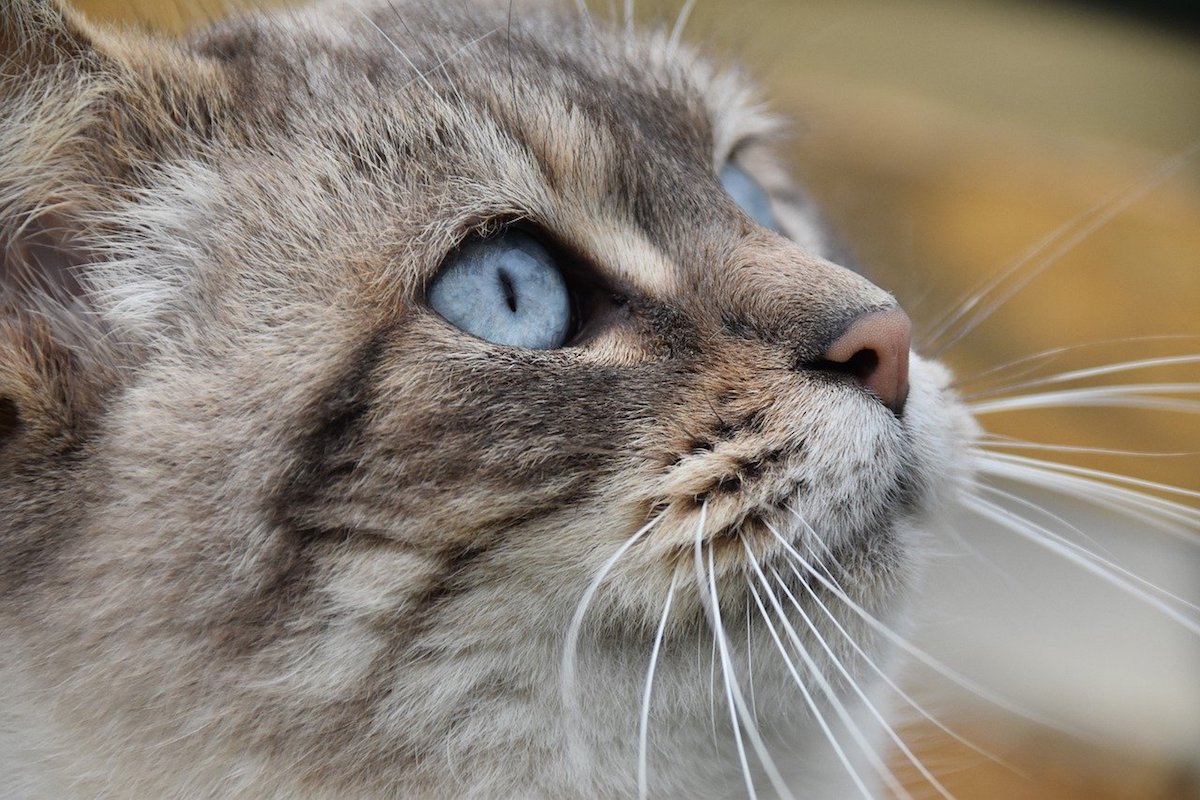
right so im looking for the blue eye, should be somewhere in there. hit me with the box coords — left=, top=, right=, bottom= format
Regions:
left=428, top=229, right=571, bottom=349
left=720, top=162, right=781, bottom=233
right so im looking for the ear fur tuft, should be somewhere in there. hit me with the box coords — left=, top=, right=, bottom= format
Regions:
left=0, top=301, right=117, bottom=451
left=2, top=2, right=234, bottom=449
left=0, top=0, right=110, bottom=71
left=1, top=2, right=124, bottom=448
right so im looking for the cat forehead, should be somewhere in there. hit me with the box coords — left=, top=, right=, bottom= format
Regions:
left=191, top=1, right=774, bottom=169
left=149, top=0, right=786, bottom=306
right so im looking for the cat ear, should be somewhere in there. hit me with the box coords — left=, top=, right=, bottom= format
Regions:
left=0, top=209, right=115, bottom=452
left=0, top=290, right=117, bottom=452
left=2, top=3, right=221, bottom=449
left=2, top=0, right=115, bottom=305
left=1, top=3, right=122, bottom=449
left=1, top=0, right=111, bottom=69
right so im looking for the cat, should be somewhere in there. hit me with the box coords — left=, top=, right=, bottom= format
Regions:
left=0, top=1, right=1194, bottom=798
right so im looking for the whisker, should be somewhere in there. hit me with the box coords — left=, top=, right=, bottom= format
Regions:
left=950, top=335, right=1200, bottom=392
left=780, top=538, right=1023, bottom=777
left=783, top=504, right=850, bottom=591
left=976, top=455, right=1200, bottom=537
left=637, top=574, right=677, bottom=800
left=740, top=542, right=914, bottom=800
left=403, top=27, right=503, bottom=92
left=976, top=483, right=1200, bottom=615
left=560, top=512, right=665, bottom=729
left=746, top=596, right=759, bottom=726
left=710, top=632, right=719, bottom=754
left=978, top=433, right=1198, bottom=459
left=922, top=198, right=1122, bottom=354
left=768, top=564, right=954, bottom=800
left=963, top=494, right=1200, bottom=636
left=927, top=140, right=1200, bottom=357
left=746, top=580, right=874, bottom=800
left=690, top=507, right=755, bottom=800
left=764, top=525, right=1078, bottom=734
left=980, top=473, right=1120, bottom=561
left=353, top=7, right=437, bottom=94
left=692, top=517, right=797, bottom=800
left=976, top=450, right=1200, bottom=505
left=667, top=0, right=696, bottom=55
left=969, top=383, right=1200, bottom=416
left=963, top=354, right=1200, bottom=401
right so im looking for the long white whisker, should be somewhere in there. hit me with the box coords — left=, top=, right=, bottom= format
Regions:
left=922, top=216, right=1095, bottom=352
left=710, top=631, right=719, bottom=753
left=977, top=450, right=1200, bottom=505
left=928, top=141, right=1200, bottom=356
left=746, top=596, right=759, bottom=726
left=791, top=502, right=1025, bottom=612
left=976, top=467, right=1121, bottom=560
left=969, top=383, right=1200, bottom=416
left=783, top=504, right=849, bottom=592
left=782, top=540, right=1022, bottom=776
left=693, top=526, right=797, bottom=799
left=951, top=336, right=1200, bottom=392
left=964, top=354, right=1200, bottom=401
left=561, top=513, right=664, bottom=724
left=741, top=541, right=913, bottom=800
left=976, top=456, right=1200, bottom=538
left=977, top=483, right=1200, bottom=615
left=690, top=509, right=755, bottom=800
left=667, top=0, right=696, bottom=55
left=765, top=525, right=1078, bottom=733
left=964, top=495, right=1200, bottom=636
left=922, top=193, right=1126, bottom=352
left=768, top=563, right=954, bottom=800
left=637, top=574, right=677, bottom=800
left=978, top=434, right=1198, bottom=459
left=746, top=580, right=874, bottom=800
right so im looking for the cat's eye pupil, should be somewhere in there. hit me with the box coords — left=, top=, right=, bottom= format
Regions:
left=499, top=270, right=518, bottom=312
left=428, top=229, right=571, bottom=350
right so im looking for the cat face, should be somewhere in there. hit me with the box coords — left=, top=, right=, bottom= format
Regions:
left=1, top=1, right=978, bottom=796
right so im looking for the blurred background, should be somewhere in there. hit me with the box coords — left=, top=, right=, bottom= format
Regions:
left=71, top=1, right=1200, bottom=797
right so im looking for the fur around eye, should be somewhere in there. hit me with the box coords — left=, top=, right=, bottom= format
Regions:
left=720, top=162, right=781, bottom=232
left=428, top=229, right=571, bottom=349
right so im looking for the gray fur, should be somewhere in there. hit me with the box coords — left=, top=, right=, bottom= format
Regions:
left=0, top=1, right=978, bottom=797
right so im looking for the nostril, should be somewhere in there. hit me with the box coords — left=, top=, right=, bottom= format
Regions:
left=810, top=348, right=879, bottom=384
left=808, top=307, right=912, bottom=415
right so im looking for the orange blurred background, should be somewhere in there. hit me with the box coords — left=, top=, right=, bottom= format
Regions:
left=69, top=1, right=1200, bottom=797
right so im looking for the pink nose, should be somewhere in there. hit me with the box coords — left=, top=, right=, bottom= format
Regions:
left=821, top=307, right=912, bottom=415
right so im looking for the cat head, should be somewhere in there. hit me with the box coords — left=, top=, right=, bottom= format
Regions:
left=0, top=0, right=977, bottom=795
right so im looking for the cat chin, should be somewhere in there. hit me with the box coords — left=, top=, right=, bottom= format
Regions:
left=903, top=355, right=983, bottom=512
left=771, top=353, right=977, bottom=560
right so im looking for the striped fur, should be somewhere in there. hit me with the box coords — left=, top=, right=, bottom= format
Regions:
left=0, top=1, right=975, bottom=797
